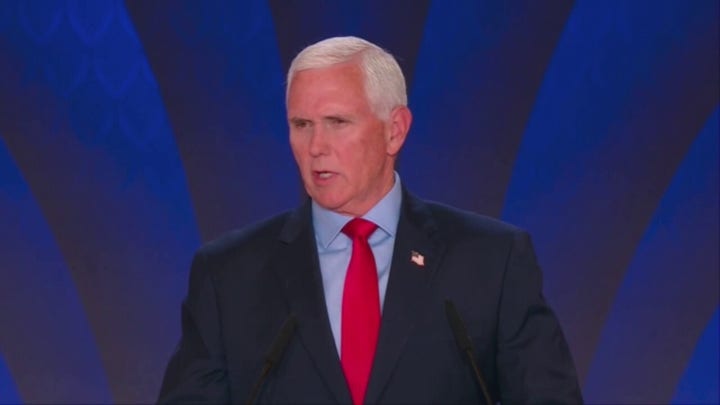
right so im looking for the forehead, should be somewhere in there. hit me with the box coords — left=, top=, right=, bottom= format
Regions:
left=291, top=61, right=364, bottom=87
left=287, top=63, right=371, bottom=113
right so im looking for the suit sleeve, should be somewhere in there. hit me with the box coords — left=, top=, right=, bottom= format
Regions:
left=495, top=231, right=583, bottom=404
left=157, top=251, right=231, bottom=404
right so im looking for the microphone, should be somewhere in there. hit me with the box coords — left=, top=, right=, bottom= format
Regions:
left=246, top=314, right=298, bottom=405
left=445, top=300, right=494, bottom=405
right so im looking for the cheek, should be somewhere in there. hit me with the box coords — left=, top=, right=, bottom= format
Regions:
left=289, top=139, right=306, bottom=163
left=357, top=138, right=388, bottom=167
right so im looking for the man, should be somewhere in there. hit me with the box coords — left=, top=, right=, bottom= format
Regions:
left=159, top=36, right=582, bottom=404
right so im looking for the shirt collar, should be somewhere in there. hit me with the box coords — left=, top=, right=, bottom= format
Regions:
left=312, top=172, right=403, bottom=248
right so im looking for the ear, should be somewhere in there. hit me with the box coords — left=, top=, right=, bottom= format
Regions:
left=386, top=106, right=412, bottom=156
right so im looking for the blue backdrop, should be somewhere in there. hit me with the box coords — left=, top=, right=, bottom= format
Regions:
left=0, top=1, right=717, bottom=403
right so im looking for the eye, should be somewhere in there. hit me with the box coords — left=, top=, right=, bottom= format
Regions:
left=290, top=119, right=312, bottom=129
left=327, top=117, right=349, bottom=127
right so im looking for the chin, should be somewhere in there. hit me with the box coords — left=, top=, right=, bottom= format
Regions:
left=312, top=194, right=349, bottom=212
left=314, top=198, right=343, bottom=211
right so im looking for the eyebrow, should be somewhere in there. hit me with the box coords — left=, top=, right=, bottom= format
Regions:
left=288, top=117, right=310, bottom=124
left=323, top=114, right=349, bottom=121
left=289, top=114, right=353, bottom=123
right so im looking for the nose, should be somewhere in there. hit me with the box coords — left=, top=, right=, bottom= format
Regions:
left=308, top=127, right=329, bottom=157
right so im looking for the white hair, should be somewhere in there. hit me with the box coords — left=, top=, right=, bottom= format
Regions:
left=286, top=36, right=407, bottom=119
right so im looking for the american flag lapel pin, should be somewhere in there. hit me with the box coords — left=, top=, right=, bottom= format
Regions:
left=410, top=250, right=425, bottom=267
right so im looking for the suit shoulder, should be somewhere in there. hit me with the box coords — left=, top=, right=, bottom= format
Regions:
left=196, top=210, right=292, bottom=260
left=424, top=200, right=524, bottom=239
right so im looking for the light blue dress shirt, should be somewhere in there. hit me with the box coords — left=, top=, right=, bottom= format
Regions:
left=311, top=173, right=402, bottom=356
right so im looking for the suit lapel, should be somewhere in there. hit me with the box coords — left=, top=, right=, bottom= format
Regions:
left=268, top=200, right=351, bottom=404
left=365, top=190, right=446, bottom=403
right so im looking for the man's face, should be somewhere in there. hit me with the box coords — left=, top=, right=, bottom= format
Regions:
left=287, top=62, right=407, bottom=217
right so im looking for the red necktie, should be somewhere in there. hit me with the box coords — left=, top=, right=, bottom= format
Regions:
left=341, top=218, right=380, bottom=405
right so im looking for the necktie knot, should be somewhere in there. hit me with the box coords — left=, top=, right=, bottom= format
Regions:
left=342, top=218, right=377, bottom=240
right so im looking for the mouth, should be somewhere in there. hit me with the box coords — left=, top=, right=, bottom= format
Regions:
left=312, top=170, right=337, bottom=182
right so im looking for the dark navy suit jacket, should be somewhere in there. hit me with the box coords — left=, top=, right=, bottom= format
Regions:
left=158, top=190, right=582, bottom=404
